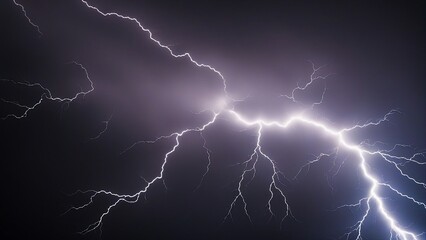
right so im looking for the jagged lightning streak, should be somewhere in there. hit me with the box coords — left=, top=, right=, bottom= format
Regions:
left=7, top=1, right=425, bottom=239
left=79, top=0, right=233, bottom=98
left=71, top=112, right=219, bottom=235
left=91, top=114, right=113, bottom=140
left=228, top=110, right=425, bottom=240
left=223, top=122, right=295, bottom=228
left=70, top=104, right=425, bottom=239
left=1, top=62, right=94, bottom=120
left=193, top=131, right=213, bottom=192
left=12, top=0, right=42, bottom=35
left=294, top=151, right=337, bottom=180
left=281, top=60, right=333, bottom=108
left=4, top=2, right=95, bottom=120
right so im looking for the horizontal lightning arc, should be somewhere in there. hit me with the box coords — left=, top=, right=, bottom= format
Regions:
left=68, top=108, right=425, bottom=240
left=228, top=110, right=424, bottom=240
left=76, top=112, right=220, bottom=234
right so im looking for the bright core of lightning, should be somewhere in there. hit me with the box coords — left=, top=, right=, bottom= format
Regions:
left=5, top=1, right=426, bottom=240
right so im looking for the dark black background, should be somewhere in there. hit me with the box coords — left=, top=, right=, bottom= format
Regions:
left=0, top=0, right=425, bottom=239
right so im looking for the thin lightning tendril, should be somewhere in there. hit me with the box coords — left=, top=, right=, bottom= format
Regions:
left=12, top=0, right=42, bottom=35
left=91, top=114, right=113, bottom=140
left=294, top=150, right=337, bottom=180
left=80, top=0, right=233, bottom=99
left=193, top=131, right=213, bottom=192
left=281, top=60, right=332, bottom=109
left=68, top=106, right=426, bottom=239
left=228, top=110, right=425, bottom=240
left=6, top=1, right=426, bottom=239
left=1, top=62, right=94, bottom=120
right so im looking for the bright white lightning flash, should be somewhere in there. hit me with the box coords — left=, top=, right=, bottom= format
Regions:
left=66, top=105, right=425, bottom=239
left=6, top=1, right=426, bottom=239
left=228, top=110, right=426, bottom=240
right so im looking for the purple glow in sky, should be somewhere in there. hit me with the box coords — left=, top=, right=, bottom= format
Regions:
left=1, top=1, right=425, bottom=239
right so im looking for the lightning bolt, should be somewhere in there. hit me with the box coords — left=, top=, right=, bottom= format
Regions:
left=281, top=60, right=332, bottom=109
left=12, top=0, right=42, bottom=35
left=80, top=0, right=233, bottom=100
left=1, top=61, right=94, bottom=120
left=6, top=1, right=425, bottom=239
left=67, top=104, right=425, bottom=239
left=90, top=114, right=113, bottom=140
left=193, top=131, right=213, bottom=192
left=73, top=112, right=219, bottom=235
left=228, top=110, right=425, bottom=240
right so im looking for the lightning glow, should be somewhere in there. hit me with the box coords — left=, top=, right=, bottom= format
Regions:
left=80, top=0, right=232, bottom=99
left=65, top=104, right=425, bottom=239
left=5, top=1, right=425, bottom=240
left=228, top=110, right=425, bottom=240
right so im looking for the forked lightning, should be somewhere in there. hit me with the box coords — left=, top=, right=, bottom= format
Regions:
left=4, top=1, right=425, bottom=239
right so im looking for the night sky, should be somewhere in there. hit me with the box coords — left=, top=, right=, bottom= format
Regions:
left=1, top=1, right=425, bottom=239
